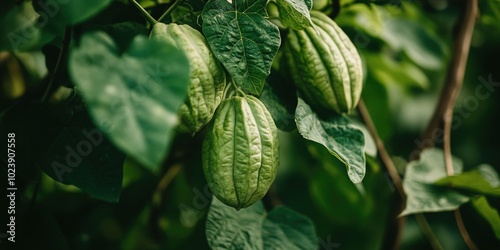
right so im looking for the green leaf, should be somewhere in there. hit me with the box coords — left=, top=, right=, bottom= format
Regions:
left=365, top=52, right=430, bottom=90
left=259, top=70, right=297, bottom=132
left=276, top=0, right=313, bottom=30
left=435, top=164, right=500, bottom=197
left=381, top=19, right=447, bottom=70
left=201, top=0, right=281, bottom=95
left=0, top=98, right=125, bottom=202
left=170, top=4, right=200, bottom=28
left=33, top=0, right=113, bottom=35
left=351, top=120, right=377, bottom=157
left=401, top=148, right=470, bottom=216
left=206, top=197, right=317, bottom=250
left=295, top=98, right=366, bottom=183
left=0, top=2, right=53, bottom=51
left=263, top=206, right=318, bottom=249
left=334, top=4, right=384, bottom=39
left=259, top=54, right=298, bottom=132
left=471, top=196, right=500, bottom=239
left=1, top=0, right=113, bottom=51
left=69, top=32, right=190, bottom=171
left=206, top=198, right=263, bottom=249
left=90, top=22, right=149, bottom=54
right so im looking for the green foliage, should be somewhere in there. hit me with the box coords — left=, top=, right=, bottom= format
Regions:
left=471, top=196, right=500, bottom=239
left=1, top=0, right=113, bottom=51
left=275, top=0, right=313, bottom=30
left=364, top=51, right=430, bottom=90
left=258, top=70, right=297, bottom=132
left=69, top=32, right=190, bottom=171
left=1, top=0, right=500, bottom=249
left=0, top=1, right=51, bottom=51
left=206, top=197, right=318, bottom=249
left=201, top=0, right=281, bottom=95
left=33, top=0, right=114, bottom=35
left=295, top=98, right=366, bottom=183
left=380, top=19, right=447, bottom=70
left=435, top=164, right=500, bottom=197
left=402, top=148, right=470, bottom=216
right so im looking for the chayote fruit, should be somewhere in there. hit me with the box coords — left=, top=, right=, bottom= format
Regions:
left=283, top=10, right=363, bottom=114
left=150, top=23, right=226, bottom=134
left=202, top=95, right=279, bottom=210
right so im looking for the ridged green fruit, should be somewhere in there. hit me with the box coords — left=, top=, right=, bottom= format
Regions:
left=202, top=95, right=279, bottom=210
left=283, top=10, right=363, bottom=114
left=150, top=23, right=226, bottom=134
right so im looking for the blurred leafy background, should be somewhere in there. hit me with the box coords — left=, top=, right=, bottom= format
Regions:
left=1, top=0, right=500, bottom=249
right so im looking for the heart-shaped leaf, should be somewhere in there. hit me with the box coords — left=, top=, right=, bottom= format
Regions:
left=295, top=98, right=366, bottom=183
left=276, top=0, right=313, bottom=30
left=401, top=148, right=470, bottom=216
left=201, top=0, right=281, bottom=95
left=69, top=32, right=190, bottom=170
left=435, top=164, right=500, bottom=197
left=206, top=197, right=317, bottom=249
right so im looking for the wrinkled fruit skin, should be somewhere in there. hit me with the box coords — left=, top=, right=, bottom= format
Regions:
left=284, top=10, right=363, bottom=114
left=202, top=96, right=279, bottom=210
left=150, top=23, right=226, bottom=134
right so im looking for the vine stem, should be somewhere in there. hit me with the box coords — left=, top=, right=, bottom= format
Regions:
left=358, top=101, right=443, bottom=250
left=41, top=27, right=72, bottom=103
left=222, top=81, right=232, bottom=98
left=443, top=0, right=479, bottom=247
left=148, top=137, right=186, bottom=240
left=158, top=0, right=186, bottom=22
left=357, top=100, right=404, bottom=198
left=147, top=132, right=203, bottom=240
left=414, top=214, right=444, bottom=250
left=129, top=0, right=157, bottom=25
left=420, top=0, right=478, bottom=150
left=455, top=209, right=478, bottom=250
left=443, top=110, right=454, bottom=176
left=360, top=0, right=477, bottom=248
left=149, top=163, right=182, bottom=240
left=419, top=0, right=478, bottom=249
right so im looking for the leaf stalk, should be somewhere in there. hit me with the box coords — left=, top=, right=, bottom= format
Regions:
left=158, top=0, right=186, bottom=22
left=129, top=0, right=158, bottom=25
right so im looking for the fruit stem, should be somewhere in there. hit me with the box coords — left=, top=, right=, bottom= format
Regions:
left=158, top=0, right=186, bottom=23
left=223, top=80, right=233, bottom=98
left=231, top=79, right=246, bottom=97
left=129, top=0, right=158, bottom=25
